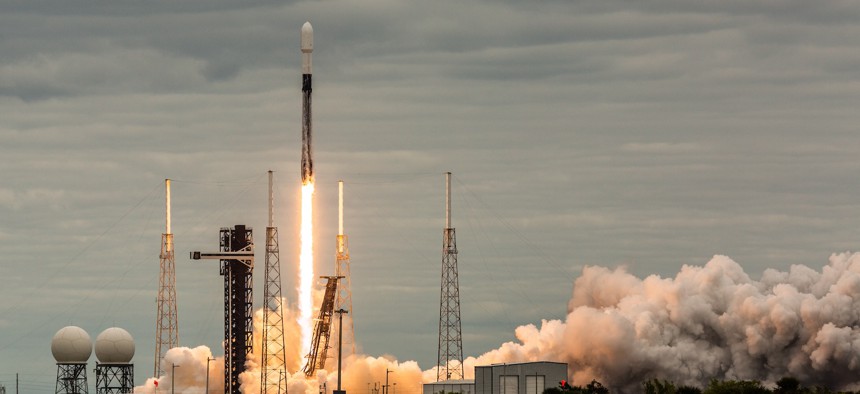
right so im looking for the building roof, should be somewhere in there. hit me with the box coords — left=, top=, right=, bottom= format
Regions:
left=481, top=361, right=567, bottom=367
left=424, top=380, right=476, bottom=385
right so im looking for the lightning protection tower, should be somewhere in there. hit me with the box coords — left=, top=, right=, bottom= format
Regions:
left=154, top=179, right=179, bottom=378
left=262, top=171, right=288, bottom=394
left=437, top=172, right=464, bottom=381
left=333, top=180, right=356, bottom=358
left=191, top=225, right=254, bottom=394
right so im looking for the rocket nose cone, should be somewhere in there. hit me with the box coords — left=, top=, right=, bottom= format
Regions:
left=301, top=22, right=313, bottom=52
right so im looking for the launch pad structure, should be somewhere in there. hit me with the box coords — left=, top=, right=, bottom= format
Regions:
left=304, top=275, right=343, bottom=377
left=191, top=225, right=255, bottom=394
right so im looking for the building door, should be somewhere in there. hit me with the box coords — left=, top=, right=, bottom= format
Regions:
left=500, top=376, right=518, bottom=394
left=525, top=376, right=545, bottom=394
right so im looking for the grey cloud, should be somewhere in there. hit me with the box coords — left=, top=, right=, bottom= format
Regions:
left=3, top=0, right=860, bottom=388
left=0, top=0, right=291, bottom=16
left=0, top=50, right=207, bottom=100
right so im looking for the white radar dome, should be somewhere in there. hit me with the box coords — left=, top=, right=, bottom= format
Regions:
left=95, top=327, right=135, bottom=364
left=51, top=326, right=92, bottom=363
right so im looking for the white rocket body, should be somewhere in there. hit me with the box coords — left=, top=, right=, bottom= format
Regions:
left=302, top=22, right=313, bottom=74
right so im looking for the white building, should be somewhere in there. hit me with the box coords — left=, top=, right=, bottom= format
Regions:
left=423, top=362, right=568, bottom=394
left=475, top=362, right=568, bottom=394
left=423, top=380, right=476, bottom=394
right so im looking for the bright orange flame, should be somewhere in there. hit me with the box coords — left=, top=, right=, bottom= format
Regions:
left=299, top=180, right=315, bottom=360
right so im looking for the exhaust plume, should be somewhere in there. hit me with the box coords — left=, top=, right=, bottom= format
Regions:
left=139, top=252, right=860, bottom=393
left=135, top=346, right=224, bottom=394
left=136, top=299, right=423, bottom=394
left=463, top=253, right=860, bottom=392
left=299, top=182, right=315, bottom=358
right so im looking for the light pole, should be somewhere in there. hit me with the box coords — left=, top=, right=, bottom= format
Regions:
left=335, top=308, right=348, bottom=393
left=171, top=364, right=180, bottom=394
left=393, top=382, right=397, bottom=394
left=384, top=369, right=391, bottom=394
left=206, top=357, right=215, bottom=394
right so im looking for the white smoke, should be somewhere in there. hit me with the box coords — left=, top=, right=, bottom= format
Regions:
left=462, top=253, right=860, bottom=392
left=135, top=346, right=224, bottom=394
left=135, top=294, right=424, bottom=394
left=139, top=253, right=860, bottom=393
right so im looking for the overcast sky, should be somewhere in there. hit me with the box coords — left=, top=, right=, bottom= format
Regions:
left=3, top=0, right=860, bottom=390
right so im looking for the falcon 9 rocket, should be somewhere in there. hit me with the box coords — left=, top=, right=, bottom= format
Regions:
left=301, top=21, right=313, bottom=184
left=298, top=21, right=316, bottom=359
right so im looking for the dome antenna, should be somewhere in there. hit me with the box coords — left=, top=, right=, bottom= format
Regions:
left=95, top=327, right=135, bottom=393
left=52, top=326, right=92, bottom=393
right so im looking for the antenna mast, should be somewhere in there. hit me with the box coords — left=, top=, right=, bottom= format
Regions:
left=155, top=179, right=179, bottom=377
left=437, top=172, right=464, bottom=381
left=262, top=171, right=288, bottom=394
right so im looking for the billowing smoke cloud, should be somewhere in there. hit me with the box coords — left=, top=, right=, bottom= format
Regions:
left=134, top=292, right=424, bottom=394
left=135, top=345, right=225, bottom=393
left=139, top=253, right=860, bottom=393
left=462, top=253, right=860, bottom=392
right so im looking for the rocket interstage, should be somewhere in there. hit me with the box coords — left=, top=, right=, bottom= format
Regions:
left=301, top=21, right=314, bottom=184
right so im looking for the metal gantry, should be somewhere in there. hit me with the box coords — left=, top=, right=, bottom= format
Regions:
left=154, top=179, right=179, bottom=378
left=304, top=276, right=342, bottom=377
left=191, top=225, right=255, bottom=394
left=262, top=171, right=288, bottom=394
left=221, top=225, right=254, bottom=394
left=437, top=172, right=464, bottom=381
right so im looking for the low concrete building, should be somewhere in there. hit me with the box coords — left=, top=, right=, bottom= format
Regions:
left=422, top=362, right=568, bottom=394
left=423, top=380, right=476, bottom=394
left=475, top=362, right=568, bottom=394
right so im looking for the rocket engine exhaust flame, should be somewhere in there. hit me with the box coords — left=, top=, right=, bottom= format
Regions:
left=299, top=182, right=314, bottom=358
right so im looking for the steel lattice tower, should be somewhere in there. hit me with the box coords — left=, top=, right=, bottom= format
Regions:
left=221, top=225, right=254, bottom=394
left=262, top=171, right=288, bottom=394
left=304, top=276, right=342, bottom=377
left=190, top=225, right=255, bottom=394
left=154, top=179, right=179, bottom=378
left=437, top=172, right=464, bottom=381
left=95, top=364, right=134, bottom=394
left=333, top=181, right=356, bottom=358
left=56, top=363, right=88, bottom=394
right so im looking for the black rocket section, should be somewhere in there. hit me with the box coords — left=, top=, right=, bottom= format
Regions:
left=301, top=73, right=313, bottom=184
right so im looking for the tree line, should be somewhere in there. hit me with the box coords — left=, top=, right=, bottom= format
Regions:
left=540, top=377, right=860, bottom=394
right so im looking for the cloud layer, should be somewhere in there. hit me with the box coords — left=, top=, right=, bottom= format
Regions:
left=3, top=0, right=860, bottom=390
